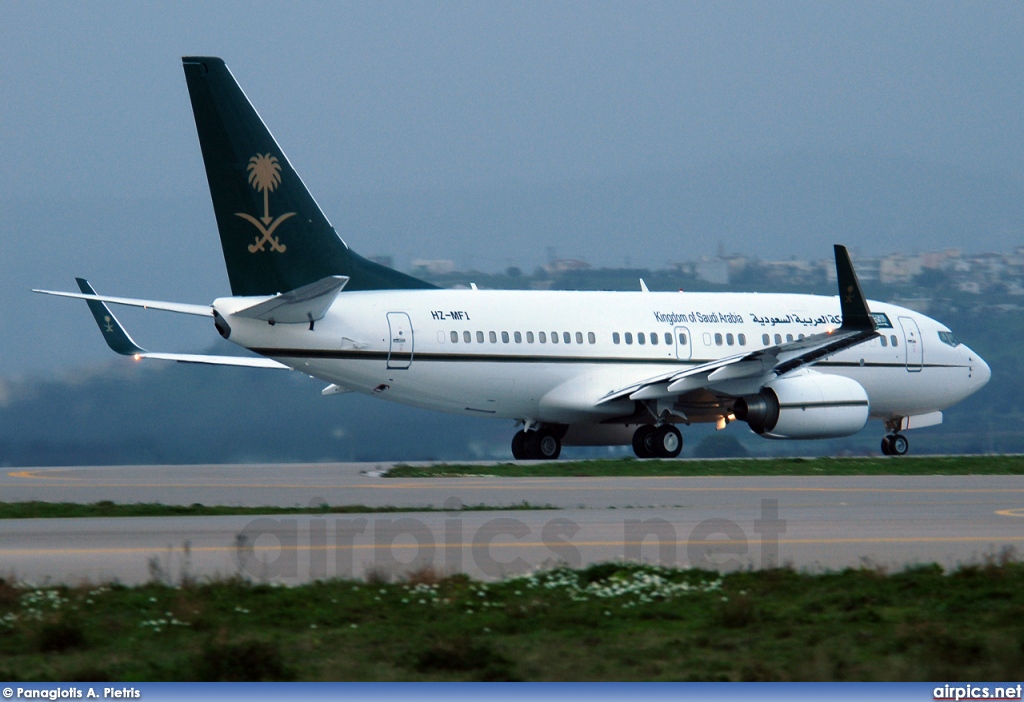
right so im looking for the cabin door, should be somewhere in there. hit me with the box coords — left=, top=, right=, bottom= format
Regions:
left=898, top=316, right=923, bottom=372
left=386, top=312, right=414, bottom=369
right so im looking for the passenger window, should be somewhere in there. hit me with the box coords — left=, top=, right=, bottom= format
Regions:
left=526, top=331, right=534, bottom=343
left=786, top=334, right=794, bottom=342
left=739, top=333, right=746, bottom=346
left=464, top=331, right=471, bottom=343
left=563, top=332, right=571, bottom=344
left=726, top=333, right=734, bottom=346
left=501, top=331, right=509, bottom=343
left=638, top=333, right=646, bottom=346
left=880, top=336, right=887, bottom=347
left=476, top=331, right=484, bottom=343
left=588, top=332, right=596, bottom=344
left=798, top=334, right=805, bottom=341
left=450, top=331, right=458, bottom=343
left=576, top=332, right=583, bottom=344
left=539, top=332, right=546, bottom=343
left=552, top=332, right=559, bottom=344
left=762, top=333, right=770, bottom=345
left=650, top=333, right=658, bottom=345
left=890, top=335, right=898, bottom=347
left=664, top=332, right=672, bottom=345
left=678, top=332, right=687, bottom=345
left=613, top=332, right=620, bottom=344
left=514, top=331, right=522, bottom=343
left=715, top=333, right=723, bottom=346
left=774, top=334, right=782, bottom=345
left=702, top=332, right=712, bottom=345
left=625, top=332, right=633, bottom=345
left=489, top=331, right=497, bottom=343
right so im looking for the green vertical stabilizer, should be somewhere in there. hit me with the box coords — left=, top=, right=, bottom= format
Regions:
left=182, top=57, right=435, bottom=296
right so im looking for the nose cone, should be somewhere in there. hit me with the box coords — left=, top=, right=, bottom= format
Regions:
left=967, top=347, right=991, bottom=393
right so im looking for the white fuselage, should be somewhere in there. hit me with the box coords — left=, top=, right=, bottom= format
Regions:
left=213, top=289, right=990, bottom=430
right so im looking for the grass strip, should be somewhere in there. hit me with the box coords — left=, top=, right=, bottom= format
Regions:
left=3, top=559, right=1024, bottom=681
left=386, top=455, right=1024, bottom=478
left=0, top=500, right=557, bottom=520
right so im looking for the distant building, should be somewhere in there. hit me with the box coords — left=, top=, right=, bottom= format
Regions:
left=545, top=259, right=591, bottom=274
left=879, top=254, right=922, bottom=284
left=695, top=258, right=729, bottom=285
left=411, top=259, right=456, bottom=275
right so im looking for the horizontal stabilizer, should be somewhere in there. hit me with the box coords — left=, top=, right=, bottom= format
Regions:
left=235, top=276, right=349, bottom=324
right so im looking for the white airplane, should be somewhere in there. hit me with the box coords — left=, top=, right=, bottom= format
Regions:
left=36, top=57, right=990, bottom=460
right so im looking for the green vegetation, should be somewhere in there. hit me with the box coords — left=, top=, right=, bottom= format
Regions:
left=386, top=454, right=1024, bottom=478
left=3, top=559, right=1024, bottom=681
left=0, top=501, right=556, bottom=520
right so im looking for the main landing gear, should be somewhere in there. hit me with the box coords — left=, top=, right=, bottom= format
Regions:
left=881, top=433, right=909, bottom=456
left=511, top=429, right=562, bottom=460
left=632, top=424, right=683, bottom=459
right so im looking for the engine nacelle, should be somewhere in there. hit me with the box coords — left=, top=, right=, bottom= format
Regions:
left=733, top=373, right=869, bottom=440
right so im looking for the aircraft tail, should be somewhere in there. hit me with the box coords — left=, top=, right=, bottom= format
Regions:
left=182, top=57, right=435, bottom=296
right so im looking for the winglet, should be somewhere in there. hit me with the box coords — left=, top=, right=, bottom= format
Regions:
left=834, top=245, right=875, bottom=331
left=75, top=278, right=146, bottom=356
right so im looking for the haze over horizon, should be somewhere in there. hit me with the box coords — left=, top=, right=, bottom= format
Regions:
left=3, top=2, right=1023, bottom=376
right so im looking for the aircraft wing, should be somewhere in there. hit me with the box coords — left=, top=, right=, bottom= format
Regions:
left=32, top=287, right=213, bottom=316
left=48, top=278, right=289, bottom=370
left=598, top=245, right=878, bottom=404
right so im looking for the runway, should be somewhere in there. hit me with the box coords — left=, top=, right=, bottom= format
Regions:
left=3, top=463, right=1024, bottom=584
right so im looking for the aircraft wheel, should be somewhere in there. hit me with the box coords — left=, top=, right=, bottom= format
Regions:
left=890, top=433, right=909, bottom=456
left=880, top=435, right=893, bottom=456
left=653, top=425, right=683, bottom=458
left=511, top=430, right=528, bottom=460
left=526, top=430, right=561, bottom=460
left=632, top=425, right=656, bottom=458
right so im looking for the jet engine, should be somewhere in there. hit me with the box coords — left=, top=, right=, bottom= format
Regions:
left=733, top=373, right=869, bottom=440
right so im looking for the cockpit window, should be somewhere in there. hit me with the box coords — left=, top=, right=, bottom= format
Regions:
left=938, top=331, right=961, bottom=347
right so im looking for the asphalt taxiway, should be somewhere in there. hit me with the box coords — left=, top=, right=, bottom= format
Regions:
left=2, top=462, right=1024, bottom=583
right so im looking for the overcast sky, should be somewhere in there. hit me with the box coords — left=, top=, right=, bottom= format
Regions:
left=2, top=2, right=1023, bottom=376
left=5, top=2, right=1023, bottom=198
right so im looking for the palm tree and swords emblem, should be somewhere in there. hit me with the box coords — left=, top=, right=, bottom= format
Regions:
left=235, top=153, right=296, bottom=253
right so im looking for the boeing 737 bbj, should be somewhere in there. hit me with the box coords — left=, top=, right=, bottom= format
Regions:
left=36, top=57, right=991, bottom=460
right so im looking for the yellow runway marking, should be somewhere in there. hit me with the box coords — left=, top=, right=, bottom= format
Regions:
left=4, top=535, right=1024, bottom=557
left=7, top=469, right=89, bottom=481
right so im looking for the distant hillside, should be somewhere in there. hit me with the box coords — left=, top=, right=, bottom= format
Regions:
left=0, top=360, right=509, bottom=466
